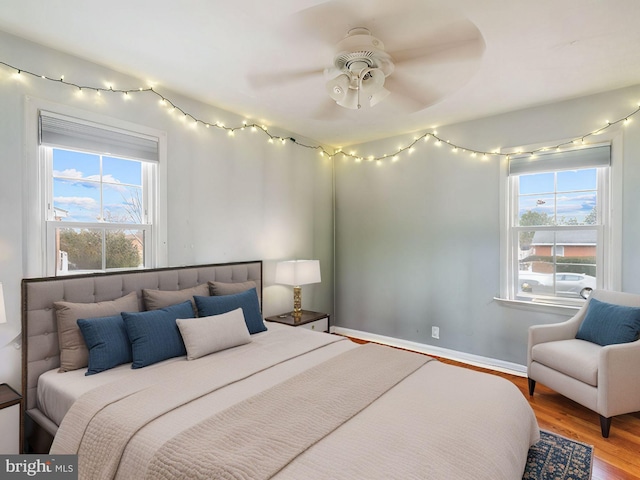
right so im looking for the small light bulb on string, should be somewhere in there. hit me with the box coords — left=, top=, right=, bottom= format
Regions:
left=2, top=60, right=639, bottom=168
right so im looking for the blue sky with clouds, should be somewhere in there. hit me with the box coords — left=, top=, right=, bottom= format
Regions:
left=518, top=168, right=597, bottom=224
left=52, top=149, right=142, bottom=223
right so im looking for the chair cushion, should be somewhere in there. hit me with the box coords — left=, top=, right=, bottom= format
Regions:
left=531, top=339, right=601, bottom=387
left=576, top=297, right=640, bottom=346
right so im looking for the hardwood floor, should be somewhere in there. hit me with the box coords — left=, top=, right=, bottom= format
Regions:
left=346, top=337, right=640, bottom=479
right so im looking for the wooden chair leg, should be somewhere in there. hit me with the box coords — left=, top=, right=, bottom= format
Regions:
left=599, top=415, right=612, bottom=438
left=528, top=378, right=536, bottom=396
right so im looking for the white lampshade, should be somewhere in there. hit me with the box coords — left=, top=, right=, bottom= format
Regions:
left=275, top=260, right=321, bottom=287
left=0, top=283, right=7, bottom=324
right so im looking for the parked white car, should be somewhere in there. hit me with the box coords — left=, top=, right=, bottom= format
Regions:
left=518, top=272, right=596, bottom=298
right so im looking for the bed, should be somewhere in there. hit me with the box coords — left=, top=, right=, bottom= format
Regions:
left=22, top=261, right=540, bottom=479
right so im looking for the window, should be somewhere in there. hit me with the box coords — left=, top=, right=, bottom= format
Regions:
left=39, top=111, right=160, bottom=275
left=505, top=143, right=612, bottom=305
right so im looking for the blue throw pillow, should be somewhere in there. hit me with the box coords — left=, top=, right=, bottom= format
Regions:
left=122, top=300, right=194, bottom=368
left=576, top=297, right=640, bottom=346
left=77, top=314, right=132, bottom=375
left=194, top=288, right=266, bottom=334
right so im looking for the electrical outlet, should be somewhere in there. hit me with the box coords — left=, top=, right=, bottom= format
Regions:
left=431, top=326, right=440, bottom=339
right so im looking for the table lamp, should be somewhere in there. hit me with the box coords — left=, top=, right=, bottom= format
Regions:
left=275, top=260, right=321, bottom=319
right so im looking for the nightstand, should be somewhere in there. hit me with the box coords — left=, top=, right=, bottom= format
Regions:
left=0, top=383, right=22, bottom=454
left=265, top=310, right=330, bottom=333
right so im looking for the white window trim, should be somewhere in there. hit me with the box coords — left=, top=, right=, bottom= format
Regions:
left=498, top=132, right=623, bottom=311
left=24, top=96, right=168, bottom=277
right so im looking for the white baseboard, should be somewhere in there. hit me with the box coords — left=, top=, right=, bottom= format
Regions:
left=331, top=326, right=527, bottom=377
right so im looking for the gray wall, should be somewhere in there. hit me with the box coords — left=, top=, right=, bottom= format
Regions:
left=335, top=84, right=640, bottom=366
left=1, top=28, right=639, bottom=390
left=0, top=31, right=334, bottom=390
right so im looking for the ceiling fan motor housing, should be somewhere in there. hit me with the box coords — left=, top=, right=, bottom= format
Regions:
left=333, top=28, right=394, bottom=77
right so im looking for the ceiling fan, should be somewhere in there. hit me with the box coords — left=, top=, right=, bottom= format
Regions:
left=248, top=0, right=486, bottom=117
left=325, top=27, right=394, bottom=110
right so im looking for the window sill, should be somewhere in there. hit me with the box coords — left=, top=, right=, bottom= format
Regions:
left=493, top=297, right=581, bottom=315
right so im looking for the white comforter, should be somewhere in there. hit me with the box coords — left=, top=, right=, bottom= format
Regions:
left=50, top=323, right=539, bottom=479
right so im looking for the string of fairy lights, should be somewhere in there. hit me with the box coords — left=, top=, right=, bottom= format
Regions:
left=3, top=60, right=639, bottom=164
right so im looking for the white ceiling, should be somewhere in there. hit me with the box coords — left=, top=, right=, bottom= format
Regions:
left=1, top=0, right=639, bottom=147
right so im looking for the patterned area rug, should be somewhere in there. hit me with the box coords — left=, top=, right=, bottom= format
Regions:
left=523, top=430, right=593, bottom=480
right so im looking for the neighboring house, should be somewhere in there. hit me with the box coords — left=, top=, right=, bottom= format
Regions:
left=525, top=230, right=596, bottom=274
left=530, top=230, right=596, bottom=258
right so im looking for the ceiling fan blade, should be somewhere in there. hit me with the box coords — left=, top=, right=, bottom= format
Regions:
left=246, top=67, right=326, bottom=89
left=384, top=75, right=443, bottom=112
left=389, top=20, right=485, bottom=67
left=287, top=1, right=362, bottom=46
left=312, top=97, right=347, bottom=121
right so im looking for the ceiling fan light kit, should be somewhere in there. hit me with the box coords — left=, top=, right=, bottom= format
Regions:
left=325, top=28, right=394, bottom=109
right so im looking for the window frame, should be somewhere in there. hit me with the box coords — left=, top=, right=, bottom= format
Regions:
left=499, top=134, right=622, bottom=311
left=24, top=97, right=168, bottom=277
left=43, top=146, right=155, bottom=275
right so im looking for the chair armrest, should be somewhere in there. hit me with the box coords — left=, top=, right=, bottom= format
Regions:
left=527, top=306, right=587, bottom=368
left=598, top=339, right=640, bottom=417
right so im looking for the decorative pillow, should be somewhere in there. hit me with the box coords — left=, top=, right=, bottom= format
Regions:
left=122, top=301, right=194, bottom=368
left=209, top=280, right=260, bottom=308
left=77, top=314, right=132, bottom=375
left=194, top=288, right=266, bottom=335
left=176, top=308, right=251, bottom=360
left=142, top=283, right=210, bottom=314
left=54, top=292, right=139, bottom=372
left=209, top=280, right=256, bottom=296
left=576, top=297, right=640, bottom=346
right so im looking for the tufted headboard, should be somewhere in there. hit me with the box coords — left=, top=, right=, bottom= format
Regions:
left=21, top=261, right=262, bottom=418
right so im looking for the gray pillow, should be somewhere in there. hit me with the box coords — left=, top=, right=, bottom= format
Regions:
left=208, top=280, right=257, bottom=296
left=176, top=308, right=251, bottom=360
left=208, top=280, right=259, bottom=307
left=142, top=283, right=210, bottom=313
left=54, top=292, right=139, bottom=372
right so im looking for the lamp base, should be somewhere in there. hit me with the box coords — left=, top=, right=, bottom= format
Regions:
left=292, top=286, right=302, bottom=321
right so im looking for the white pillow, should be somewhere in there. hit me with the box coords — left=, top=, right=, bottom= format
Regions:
left=176, top=308, right=251, bottom=360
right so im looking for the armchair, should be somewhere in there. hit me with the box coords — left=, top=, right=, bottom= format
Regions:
left=527, top=289, right=640, bottom=438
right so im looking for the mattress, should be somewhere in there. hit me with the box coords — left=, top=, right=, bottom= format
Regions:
left=37, top=322, right=356, bottom=427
